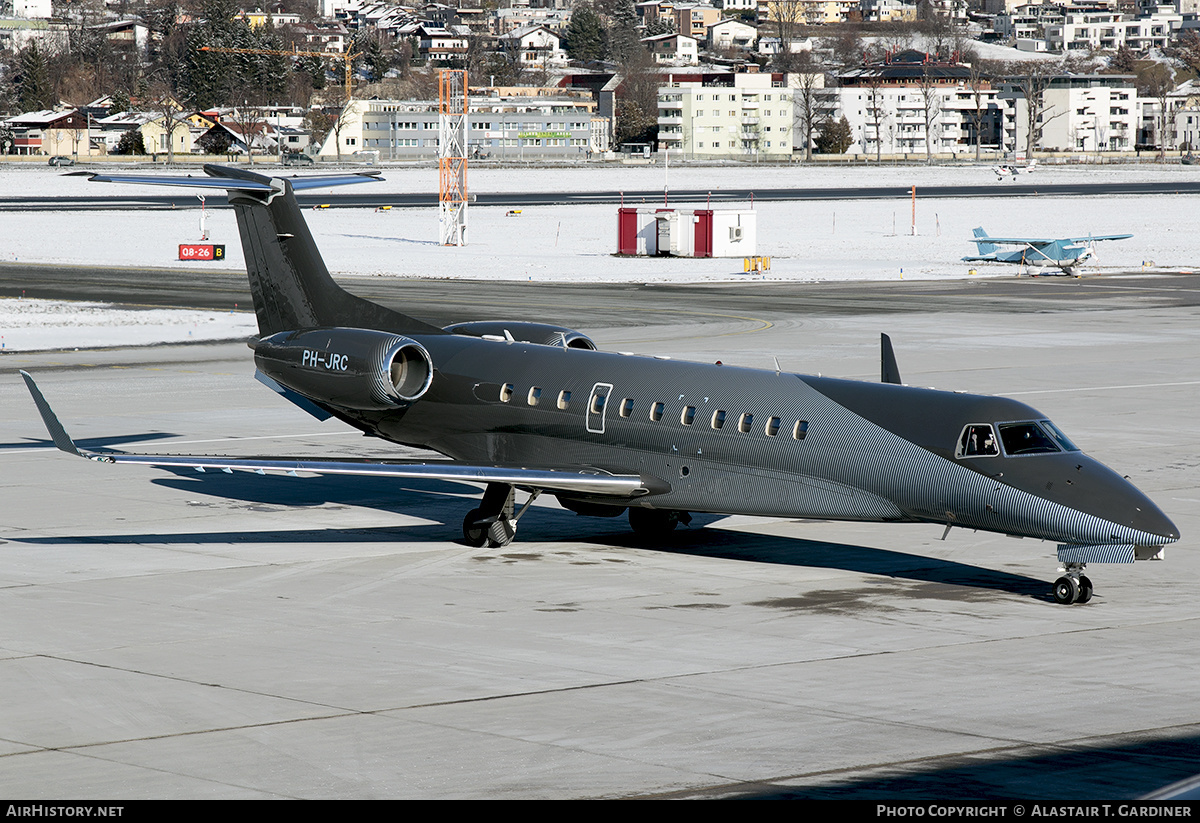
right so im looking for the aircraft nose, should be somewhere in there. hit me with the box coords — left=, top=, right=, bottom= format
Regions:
left=1000, top=453, right=1179, bottom=546
left=1065, top=456, right=1179, bottom=545
left=1128, top=497, right=1180, bottom=545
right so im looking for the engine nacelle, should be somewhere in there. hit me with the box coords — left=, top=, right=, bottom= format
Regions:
left=254, top=328, right=434, bottom=411
left=444, top=321, right=597, bottom=350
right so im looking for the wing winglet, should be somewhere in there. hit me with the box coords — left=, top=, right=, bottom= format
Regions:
left=19, top=371, right=83, bottom=457
left=881, top=334, right=903, bottom=385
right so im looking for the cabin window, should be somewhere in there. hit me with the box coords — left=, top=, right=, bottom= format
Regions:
left=620, top=398, right=634, bottom=417
left=955, top=424, right=998, bottom=458
left=998, top=422, right=1061, bottom=456
left=793, top=420, right=809, bottom=440
left=650, top=402, right=665, bottom=421
left=500, top=383, right=514, bottom=402
left=739, top=413, right=753, bottom=433
left=766, top=416, right=781, bottom=437
left=557, top=390, right=571, bottom=410
left=711, top=409, right=726, bottom=429
left=681, top=406, right=696, bottom=426
left=528, top=387, right=542, bottom=406
left=591, top=393, right=606, bottom=414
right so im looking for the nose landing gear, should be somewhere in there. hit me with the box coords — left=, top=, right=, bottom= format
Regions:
left=1053, top=563, right=1093, bottom=605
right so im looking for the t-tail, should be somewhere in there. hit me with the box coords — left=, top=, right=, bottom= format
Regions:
left=76, top=165, right=445, bottom=339
left=971, top=227, right=998, bottom=256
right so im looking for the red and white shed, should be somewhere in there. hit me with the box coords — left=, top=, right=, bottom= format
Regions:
left=616, top=207, right=756, bottom=258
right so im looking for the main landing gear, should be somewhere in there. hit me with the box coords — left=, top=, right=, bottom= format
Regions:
left=1053, top=563, right=1094, bottom=605
left=462, top=483, right=541, bottom=549
left=628, top=507, right=691, bottom=537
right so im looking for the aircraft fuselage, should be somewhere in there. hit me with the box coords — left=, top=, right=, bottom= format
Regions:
left=314, top=332, right=1176, bottom=551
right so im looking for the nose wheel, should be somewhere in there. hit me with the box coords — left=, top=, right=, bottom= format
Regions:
left=1053, top=564, right=1093, bottom=604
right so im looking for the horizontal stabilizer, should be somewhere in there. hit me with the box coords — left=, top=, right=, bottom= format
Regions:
left=69, top=167, right=382, bottom=193
left=254, top=371, right=333, bottom=421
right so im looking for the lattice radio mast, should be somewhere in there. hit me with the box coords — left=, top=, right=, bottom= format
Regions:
left=438, top=69, right=468, bottom=246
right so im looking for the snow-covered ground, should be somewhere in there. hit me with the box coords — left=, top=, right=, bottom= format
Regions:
left=0, top=298, right=256, bottom=352
left=1, top=162, right=1197, bottom=351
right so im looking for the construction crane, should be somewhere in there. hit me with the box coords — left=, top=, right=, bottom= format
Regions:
left=198, top=45, right=361, bottom=100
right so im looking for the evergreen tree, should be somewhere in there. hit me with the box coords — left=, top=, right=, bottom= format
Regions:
left=564, top=7, right=606, bottom=63
left=109, top=89, right=132, bottom=114
left=814, top=116, right=853, bottom=154
left=643, top=18, right=675, bottom=37
left=297, top=54, right=326, bottom=91
left=114, top=127, right=146, bottom=155
left=601, top=0, right=641, bottom=65
left=17, top=44, right=54, bottom=111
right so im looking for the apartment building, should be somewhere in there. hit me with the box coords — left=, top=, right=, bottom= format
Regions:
left=657, top=72, right=798, bottom=159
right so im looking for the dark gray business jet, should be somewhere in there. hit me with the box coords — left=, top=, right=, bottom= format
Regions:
left=21, top=165, right=1179, bottom=605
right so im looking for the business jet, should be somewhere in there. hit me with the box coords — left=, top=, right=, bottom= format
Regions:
left=20, top=166, right=1178, bottom=605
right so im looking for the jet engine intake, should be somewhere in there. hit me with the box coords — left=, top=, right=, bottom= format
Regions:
left=444, top=321, right=597, bottom=350
left=254, top=327, right=434, bottom=411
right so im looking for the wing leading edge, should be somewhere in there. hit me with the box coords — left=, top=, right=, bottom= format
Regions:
left=19, top=371, right=652, bottom=498
left=970, top=234, right=1134, bottom=246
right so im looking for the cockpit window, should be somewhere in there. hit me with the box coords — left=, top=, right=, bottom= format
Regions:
left=956, top=424, right=999, bottom=458
left=1040, top=420, right=1080, bottom=452
left=998, top=422, right=1061, bottom=456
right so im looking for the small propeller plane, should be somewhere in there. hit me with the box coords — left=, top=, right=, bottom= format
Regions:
left=964, top=227, right=1133, bottom=276
left=19, top=166, right=1179, bottom=605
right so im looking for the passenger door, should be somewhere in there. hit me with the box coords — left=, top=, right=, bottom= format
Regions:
left=586, top=383, right=613, bottom=434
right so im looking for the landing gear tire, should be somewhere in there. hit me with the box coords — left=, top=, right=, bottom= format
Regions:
left=1053, top=575, right=1080, bottom=605
left=1077, top=575, right=1094, bottom=604
left=628, top=508, right=690, bottom=538
left=463, top=508, right=488, bottom=548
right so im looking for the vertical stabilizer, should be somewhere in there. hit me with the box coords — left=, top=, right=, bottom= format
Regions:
left=207, top=166, right=445, bottom=337
left=971, top=227, right=998, bottom=256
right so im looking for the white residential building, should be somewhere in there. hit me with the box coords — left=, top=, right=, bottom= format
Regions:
left=657, top=72, right=797, bottom=159
left=498, top=24, right=567, bottom=69
left=706, top=19, right=758, bottom=52
left=836, top=51, right=1002, bottom=157
left=321, top=95, right=608, bottom=160
left=995, top=74, right=1140, bottom=153
left=641, top=32, right=700, bottom=65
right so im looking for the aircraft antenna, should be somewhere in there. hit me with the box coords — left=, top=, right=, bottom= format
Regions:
left=439, top=69, right=469, bottom=246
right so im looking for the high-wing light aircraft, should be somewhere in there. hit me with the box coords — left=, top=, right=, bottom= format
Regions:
left=21, top=165, right=1178, bottom=605
left=964, top=227, right=1133, bottom=276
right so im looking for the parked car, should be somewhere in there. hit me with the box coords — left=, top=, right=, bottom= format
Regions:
left=281, top=153, right=314, bottom=166
left=47, top=156, right=75, bottom=167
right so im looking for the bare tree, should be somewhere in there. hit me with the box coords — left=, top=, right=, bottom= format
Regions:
left=1138, top=63, right=1176, bottom=161
left=766, top=0, right=808, bottom=50
left=916, top=64, right=943, bottom=163
left=1010, top=61, right=1063, bottom=158
left=965, top=59, right=991, bottom=161
left=149, top=75, right=185, bottom=164
left=791, top=52, right=827, bottom=162
left=231, top=97, right=270, bottom=165
left=864, top=71, right=890, bottom=162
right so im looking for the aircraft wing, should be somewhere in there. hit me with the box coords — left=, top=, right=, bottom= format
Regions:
left=975, top=234, right=1132, bottom=246
left=20, top=371, right=650, bottom=498
left=1061, top=234, right=1133, bottom=243
left=970, top=236, right=1056, bottom=246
